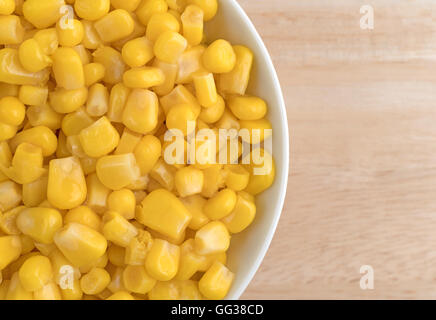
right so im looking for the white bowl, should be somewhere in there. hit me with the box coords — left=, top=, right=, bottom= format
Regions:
left=204, top=0, right=290, bottom=299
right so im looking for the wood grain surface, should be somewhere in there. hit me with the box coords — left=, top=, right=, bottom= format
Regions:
left=239, top=0, right=436, bottom=299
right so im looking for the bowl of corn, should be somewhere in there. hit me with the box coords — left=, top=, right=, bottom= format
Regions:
left=0, top=0, right=289, bottom=300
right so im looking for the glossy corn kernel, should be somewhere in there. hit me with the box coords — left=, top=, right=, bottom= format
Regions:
left=106, top=291, right=135, bottom=300
left=96, top=153, right=141, bottom=190
left=18, top=39, right=51, bottom=74
left=123, top=265, right=156, bottom=294
left=224, top=164, right=249, bottom=191
left=176, top=238, right=208, bottom=280
left=60, top=279, right=83, bottom=300
left=56, top=19, right=84, bottom=49
left=27, top=104, right=62, bottom=131
left=0, top=0, right=14, bottom=15
left=84, top=83, right=108, bottom=117
left=227, top=95, right=267, bottom=121
left=0, top=15, right=24, bottom=45
left=200, top=164, right=224, bottom=198
left=6, top=272, right=33, bottom=300
left=123, top=67, right=165, bottom=89
left=0, top=236, right=21, bottom=270
left=85, top=173, right=110, bottom=214
left=52, top=47, right=84, bottom=90
left=16, top=207, right=62, bottom=244
left=136, top=0, right=168, bottom=26
left=10, top=126, right=56, bottom=158
left=49, top=87, right=88, bottom=114
left=34, top=282, right=61, bottom=300
left=107, top=83, right=130, bottom=122
left=145, top=238, right=180, bottom=281
left=149, top=279, right=202, bottom=300
left=61, top=107, right=93, bottom=136
left=186, top=0, right=216, bottom=21
left=160, top=85, right=200, bottom=117
left=122, top=37, right=154, bottom=68
left=122, top=89, right=159, bottom=135
left=79, top=117, right=120, bottom=158
left=180, top=195, right=209, bottom=230
left=199, top=96, right=224, bottom=124
left=75, top=0, right=110, bottom=21
left=80, top=267, right=111, bottom=295
left=0, top=96, right=25, bottom=141
left=176, top=45, right=205, bottom=84
left=152, top=59, right=178, bottom=96
left=203, top=189, right=237, bottom=220
left=18, top=255, right=52, bottom=292
left=193, top=72, right=217, bottom=107
left=54, top=223, right=107, bottom=267
left=115, top=128, right=142, bottom=155
left=64, top=206, right=101, bottom=231
left=222, top=193, right=256, bottom=234
left=107, top=189, right=136, bottom=220
left=22, top=0, right=64, bottom=29
left=95, top=9, right=135, bottom=43
left=83, top=63, right=105, bottom=87
left=243, top=149, right=275, bottom=195
left=131, top=136, right=160, bottom=176
left=154, top=31, right=187, bottom=64
left=47, top=156, right=87, bottom=210
left=18, top=85, right=48, bottom=106
left=137, top=189, right=190, bottom=239
left=66, top=134, right=86, bottom=158
left=239, top=118, right=272, bottom=145
left=81, top=20, right=104, bottom=50
left=102, top=211, right=138, bottom=247
left=149, top=159, right=175, bottom=190
left=179, top=6, right=202, bottom=46
left=93, top=46, right=126, bottom=84
left=166, top=104, right=197, bottom=136
left=124, top=229, right=152, bottom=265
left=199, top=261, right=233, bottom=300
left=194, top=221, right=230, bottom=255
left=146, top=12, right=180, bottom=42
left=0, top=206, right=25, bottom=235
left=33, top=28, right=58, bottom=56
left=218, top=45, right=253, bottom=95
left=111, top=0, right=141, bottom=11
left=174, top=166, right=204, bottom=197
left=0, top=180, right=22, bottom=212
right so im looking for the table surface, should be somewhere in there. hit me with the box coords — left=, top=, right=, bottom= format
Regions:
left=239, top=0, right=436, bottom=299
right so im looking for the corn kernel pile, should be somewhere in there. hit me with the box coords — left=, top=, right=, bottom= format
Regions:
left=0, top=0, right=275, bottom=300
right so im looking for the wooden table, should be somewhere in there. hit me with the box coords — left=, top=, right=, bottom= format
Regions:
left=239, top=0, right=436, bottom=299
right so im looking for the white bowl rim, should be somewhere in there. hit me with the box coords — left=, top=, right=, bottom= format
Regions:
left=223, top=0, right=290, bottom=299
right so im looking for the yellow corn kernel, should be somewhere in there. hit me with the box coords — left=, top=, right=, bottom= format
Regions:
left=61, top=279, right=83, bottom=300
left=194, top=221, right=230, bottom=255
left=66, top=135, right=86, bottom=158
left=22, top=0, right=64, bottom=29
left=2, top=252, right=39, bottom=281
left=174, top=167, right=204, bottom=197
left=107, top=245, right=125, bottom=267
left=145, top=238, right=180, bottom=281
left=56, top=19, right=84, bottom=47
left=74, top=0, right=110, bottom=21
left=1, top=142, right=45, bottom=184
left=227, top=95, right=267, bottom=121
left=112, top=12, right=147, bottom=49
left=18, top=85, right=48, bottom=106
left=96, top=153, right=141, bottom=190
left=218, top=45, right=253, bottom=95
left=203, top=188, right=236, bottom=220
left=115, top=128, right=142, bottom=155
left=95, top=9, right=135, bottom=44
left=239, top=118, right=272, bottom=145
left=160, top=84, right=201, bottom=116
left=54, top=222, right=107, bottom=267
left=107, top=189, right=136, bottom=220
left=52, top=47, right=85, bottom=90
left=10, top=126, right=57, bottom=158
left=193, top=72, right=217, bottom=107
left=33, top=28, right=59, bottom=56
left=149, top=159, right=176, bottom=190
left=123, top=265, right=156, bottom=294
left=111, top=0, right=141, bottom=11
left=124, top=229, right=152, bottom=265
left=224, top=164, right=249, bottom=191
left=93, top=46, right=126, bottom=84
left=0, top=206, right=25, bottom=235
left=0, top=141, right=11, bottom=182
left=0, top=48, right=50, bottom=86
left=16, top=207, right=62, bottom=244
left=47, top=156, right=87, bottom=210
left=0, top=180, right=22, bottom=212
left=186, top=0, right=216, bottom=21
left=79, top=252, right=108, bottom=274
left=199, top=261, right=233, bottom=300
left=166, top=103, right=197, bottom=136
left=49, top=87, right=88, bottom=114
left=83, top=63, right=105, bottom=87
left=18, top=255, right=52, bottom=292
left=222, top=193, right=256, bottom=234
left=137, top=189, right=191, bottom=239
left=176, top=238, right=208, bottom=280
left=123, top=67, right=165, bottom=89
left=181, top=5, right=203, bottom=46
left=0, top=83, right=19, bottom=99
left=202, top=40, right=235, bottom=75
left=136, top=0, right=168, bottom=26
left=0, top=0, right=14, bottom=14
left=71, top=47, right=90, bottom=68
left=199, top=96, right=224, bottom=124
left=243, top=148, right=275, bottom=195
left=122, top=37, right=154, bottom=68
left=122, top=90, right=159, bottom=136
left=79, top=117, right=120, bottom=158
left=85, top=83, right=109, bottom=117
left=0, top=96, right=25, bottom=141
left=61, top=107, right=93, bottom=136
left=6, top=272, right=33, bottom=300
left=149, top=279, right=201, bottom=300
left=108, top=83, right=130, bottom=123
left=200, top=164, right=223, bottom=198
left=102, top=211, right=138, bottom=247
left=106, top=291, right=135, bottom=300
left=26, top=104, right=62, bottom=130
left=0, top=15, right=24, bottom=45
left=146, top=12, right=180, bottom=42
left=154, top=31, right=187, bottom=64
left=0, top=235, right=21, bottom=270
left=152, top=59, right=178, bottom=96
left=64, top=206, right=101, bottom=231
left=85, top=173, right=110, bottom=214
left=180, top=195, right=209, bottom=230
left=80, top=267, right=111, bottom=295
left=81, top=20, right=104, bottom=50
